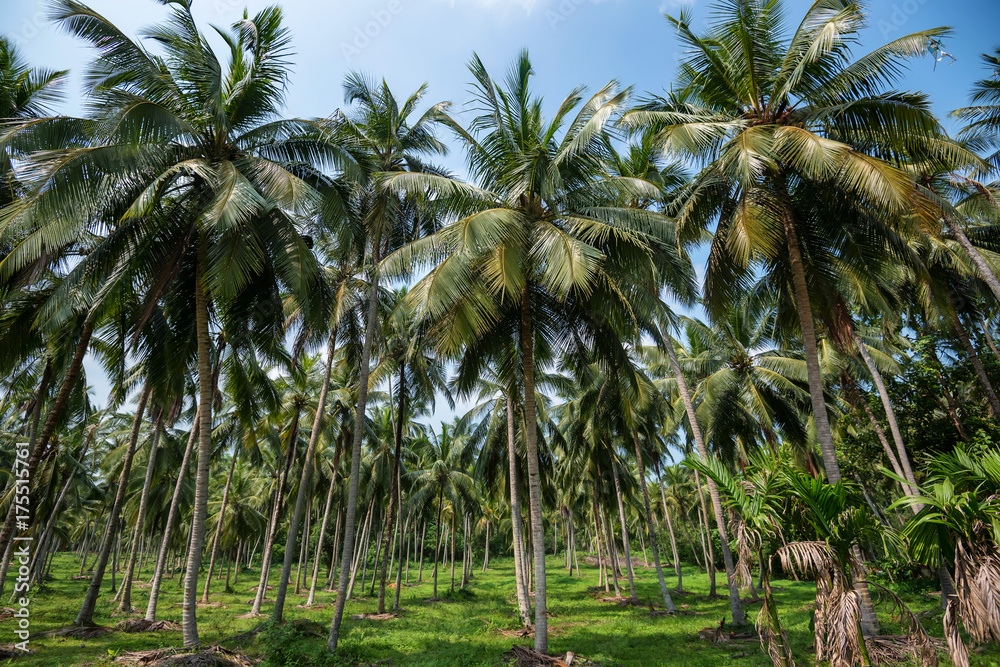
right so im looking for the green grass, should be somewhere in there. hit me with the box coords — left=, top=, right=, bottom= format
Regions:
left=9, top=552, right=1000, bottom=666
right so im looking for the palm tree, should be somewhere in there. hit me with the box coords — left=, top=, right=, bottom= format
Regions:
left=384, top=51, right=693, bottom=651
left=624, top=0, right=955, bottom=485
left=327, top=73, right=449, bottom=651
left=408, top=422, right=476, bottom=600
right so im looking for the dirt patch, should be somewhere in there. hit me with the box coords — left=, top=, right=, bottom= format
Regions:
left=695, top=618, right=756, bottom=644
left=350, top=613, right=398, bottom=621
left=113, top=645, right=253, bottom=666
left=234, top=612, right=264, bottom=620
left=495, top=626, right=534, bottom=638
left=72, top=574, right=92, bottom=580
left=41, top=625, right=113, bottom=639
left=115, top=619, right=181, bottom=633
left=196, top=601, right=225, bottom=608
left=0, top=644, right=30, bottom=658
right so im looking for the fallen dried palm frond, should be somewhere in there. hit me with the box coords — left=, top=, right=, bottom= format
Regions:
left=41, top=625, right=112, bottom=639
left=944, top=596, right=970, bottom=667
left=115, top=619, right=181, bottom=633
left=114, top=645, right=253, bottom=666
left=501, top=644, right=579, bottom=666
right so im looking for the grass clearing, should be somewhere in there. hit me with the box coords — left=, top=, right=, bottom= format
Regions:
left=8, top=553, right=998, bottom=666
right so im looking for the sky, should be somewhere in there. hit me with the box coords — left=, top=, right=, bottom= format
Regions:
left=3, top=0, right=999, bottom=421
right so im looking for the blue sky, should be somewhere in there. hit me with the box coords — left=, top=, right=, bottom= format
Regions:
left=3, top=0, right=998, bottom=417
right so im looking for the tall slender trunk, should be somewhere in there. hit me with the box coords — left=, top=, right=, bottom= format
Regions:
left=952, top=311, right=1000, bottom=416
left=182, top=236, right=215, bottom=648
left=202, top=451, right=237, bottom=603
left=119, top=411, right=164, bottom=611
left=433, top=487, right=443, bottom=599
left=506, top=393, right=531, bottom=626
left=851, top=328, right=918, bottom=497
left=664, top=340, right=745, bottom=624
left=609, top=461, right=637, bottom=601
left=782, top=204, right=839, bottom=481
left=307, top=473, right=337, bottom=606
left=328, top=255, right=380, bottom=652
left=274, top=327, right=338, bottom=622
left=656, top=466, right=682, bottom=592
left=74, top=382, right=151, bottom=626
left=632, top=433, right=676, bottom=612
left=483, top=521, right=490, bottom=572
left=519, top=285, right=548, bottom=653
left=927, top=343, right=969, bottom=440
left=449, top=511, right=456, bottom=593
left=296, top=499, right=311, bottom=594
left=417, top=520, right=426, bottom=582
left=146, top=411, right=198, bottom=621
left=377, top=365, right=406, bottom=613
left=980, top=315, right=1000, bottom=364
left=252, top=406, right=300, bottom=615
left=694, top=470, right=717, bottom=596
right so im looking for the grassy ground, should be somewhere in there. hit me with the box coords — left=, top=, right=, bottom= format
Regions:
left=6, top=551, right=999, bottom=666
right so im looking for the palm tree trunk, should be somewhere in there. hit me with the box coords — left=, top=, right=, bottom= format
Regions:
left=74, top=382, right=151, bottom=626
left=182, top=237, right=215, bottom=648
left=506, top=392, right=532, bottom=626
left=392, top=505, right=406, bottom=610
left=694, top=470, right=717, bottom=596
left=119, top=411, right=164, bottom=611
left=632, top=434, right=676, bottom=612
left=417, top=520, right=426, bottom=582
left=433, top=487, right=443, bottom=600
left=450, top=511, right=456, bottom=593
left=275, top=326, right=338, bottom=622
left=519, top=286, right=548, bottom=653
left=952, top=311, right=1000, bottom=416
left=296, top=500, right=311, bottom=594
left=377, top=365, right=406, bottom=613
left=665, top=340, right=745, bottom=624
left=609, top=461, right=637, bottom=601
left=945, top=215, right=1000, bottom=303
left=851, top=329, right=920, bottom=499
left=927, top=342, right=969, bottom=440
left=307, top=473, right=337, bottom=606
left=328, top=256, right=381, bottom=652
left=252, top=406, right=300, bottom=615
left=781, top=206, right=840, bottom=481
left=980, top=315, right=1000, bottom=364
left=146, top=411, right=198, bottom=621
left=202, top=450, right=237, bottom=603
left=483, top=521, right=490, bottom=572
left=656, top=466, right=683, bottom=592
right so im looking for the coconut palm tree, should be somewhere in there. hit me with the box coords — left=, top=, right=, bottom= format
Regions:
left=623, top=0, right=957, bottom=484
left=327, top=73, right=450, bottom=651
left=407, top=422, right=476, bottom=600
left=383, top=51, right=694, bottom=651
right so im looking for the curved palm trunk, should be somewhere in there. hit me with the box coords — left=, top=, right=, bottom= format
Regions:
left=328, top=263, right=380, bottom=652
left=251, top=408, right=300, bottom=615
left=146, top=410, right=198, bottom=621
left=665, top=340, right=745, bottom=624
left=631, top=433, right=676, bottom=612
left=182, top=239, right=215, bottom=648
left=274, top=328, right=338, bottom=622
left=952, top=311, right=1000, bottom=416
left=506, top=393, right=532, bottom=625
left=694, top=470, right=717, bottom=596
left=74, top=382, right=151, bottom=626
left=201, top=450, right=237, bottom=603
left=851, top=329, right=919, bottom=498
left=377, top=365, right=406, bottom=613
left=609, top=461, right=637, bottom=601
left=520, top=286, right=549, bottom=653
left=119, top=412, right=164, bottom=611
left=945, top=215, right=1000, bottom=304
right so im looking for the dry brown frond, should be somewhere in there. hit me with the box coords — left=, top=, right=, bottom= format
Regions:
left=731, top=512, right=758, bottom=592
left=954, top=536, right=1000, bottom=643
left=944, top=597, right=970, bottom=667
left=776, top=541, right=835, bottom=582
